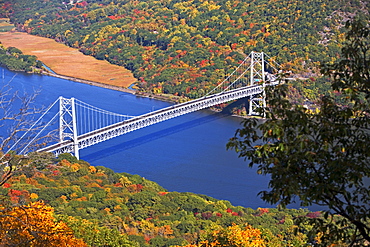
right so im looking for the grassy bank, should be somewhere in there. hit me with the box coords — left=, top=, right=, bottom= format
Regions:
left=0, top=29, right=136, bottom=88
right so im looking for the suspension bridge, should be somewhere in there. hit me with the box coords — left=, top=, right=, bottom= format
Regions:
left=10, top=52, right=281, bottom=159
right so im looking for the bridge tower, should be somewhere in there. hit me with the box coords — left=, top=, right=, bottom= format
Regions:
left=248, top=51, right=266, bottom=115
left=59, top=96, right=79, bottom=159
left=34, top=51, right=279, bottom=158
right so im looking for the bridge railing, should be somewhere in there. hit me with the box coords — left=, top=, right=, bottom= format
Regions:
left=38, top=83, right=273, bottom=157
left=38, top=51, right=282, bottom=158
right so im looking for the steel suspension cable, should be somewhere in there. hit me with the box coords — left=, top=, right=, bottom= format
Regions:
left=2, top=97, right=60, bottom=157
left=205, top=54, right=252, bottom=96
left=19, top=111, right=59, bottom=155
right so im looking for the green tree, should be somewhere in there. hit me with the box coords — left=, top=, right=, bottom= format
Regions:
left=58, top=215, right=136, bottom=247
left=227, top=18, right=370, bottom=246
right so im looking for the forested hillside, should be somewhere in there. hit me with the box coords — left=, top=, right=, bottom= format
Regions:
left=1, top=152, right=330, bottom=246
left=0, top=1, right=368, bottom=246
left=1, top=0, right=366, bottom=98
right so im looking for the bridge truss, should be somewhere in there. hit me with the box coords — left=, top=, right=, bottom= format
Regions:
left=8, top=52, right=280, bottom=158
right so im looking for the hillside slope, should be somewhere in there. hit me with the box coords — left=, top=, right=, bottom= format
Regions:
left=3, top=0, right=366, bottom=98
left=1, top=152, right=318, bottom=246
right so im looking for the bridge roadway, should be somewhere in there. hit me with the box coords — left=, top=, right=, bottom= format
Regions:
left=39, top=83, right=270, bottom=156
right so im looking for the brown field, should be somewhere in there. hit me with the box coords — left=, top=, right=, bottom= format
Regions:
left=0, top=30, right=136, bottom=88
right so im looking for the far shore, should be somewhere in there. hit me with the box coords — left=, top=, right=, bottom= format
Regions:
left=43, top=70, right=183, bottom=103
left=0, top=29, right=136, bottom=88
left=43, top=71, right=136, bottom=94
left=0, top=28, right=185, bottom=103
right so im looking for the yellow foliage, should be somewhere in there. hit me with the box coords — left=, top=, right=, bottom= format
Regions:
left=64, top=29, right=73, bottom=37
left=95, top=24, right=121, bottom=42
left=60, top=195, right=68, bottom=201
left=82, top=34, right=90, bottom=44
left=30, top=193, right=39, bottom=200
left=119, top=176, right=132, bottom=187
left=0, top=201, right=87, bottom=246
left=87, top=193, right=93, bottom=200
left=89, top=166, right=97, bottom=173
left=71, top=163, right=80, bottom=172
left=70, top=192, right=78, bottom=198
left=24, top=18, right=33, bottom=27
left=181, top=223, right=266, bottom=247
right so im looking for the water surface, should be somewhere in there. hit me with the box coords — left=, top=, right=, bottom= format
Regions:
left=2, top=68, right=301, bottom=209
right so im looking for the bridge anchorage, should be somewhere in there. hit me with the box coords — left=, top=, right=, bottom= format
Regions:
left=9, top=52, right=281, bottom=158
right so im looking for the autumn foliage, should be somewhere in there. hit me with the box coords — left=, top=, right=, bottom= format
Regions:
left=4, top=0, right=358, bottom=100
left=0, top=201, right=87, bottom=246
left=0, top=152, right=327, bottom=246
left=182, top=224, right=266, bottom=247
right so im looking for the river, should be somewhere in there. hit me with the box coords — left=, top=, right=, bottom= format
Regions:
left=1, top=67, right=304, bottom=209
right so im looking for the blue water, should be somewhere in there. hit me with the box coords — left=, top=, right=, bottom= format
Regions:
left=1, top=68, right=308, bottom=209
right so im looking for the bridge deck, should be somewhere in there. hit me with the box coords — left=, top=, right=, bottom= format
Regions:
left=39, top=83, right=276, bottom=156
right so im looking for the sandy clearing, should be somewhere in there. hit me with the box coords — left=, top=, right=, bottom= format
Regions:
left=0, top=31, right=136, bottom=88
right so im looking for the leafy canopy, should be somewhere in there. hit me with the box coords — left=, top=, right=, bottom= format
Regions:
left=227, top=18, right=370, bottom=245
left=0, top=201, right=87, bottom=246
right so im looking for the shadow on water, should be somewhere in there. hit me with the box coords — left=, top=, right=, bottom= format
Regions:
left=83, top=111, right=231, bottom=161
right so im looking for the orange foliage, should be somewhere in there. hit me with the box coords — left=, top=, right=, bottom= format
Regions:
left=76, top=196, right=88, bottom=201
left=0, top=201, right=87, bottom=246
left=246, top=40, right=258, bottom=46
left=86, top=182, right=102, bottom=188
left=70, top=163, right=80, bottom=172
left=157, top=225, right=174, bottom=237
left=60, top=195, right=68, bottom=202
left=158, top=192, right=169, bottom=196
left=59, top=159, right=71, bottom=167
left=30, top=193, right=39, bottom=200
left=231, top=43, right=238, bottom=49
left=88, top=166, right=97, bottom=173
left=26, top=177, right=39, bottom=186
left=257, top=208, right=269, bottom=216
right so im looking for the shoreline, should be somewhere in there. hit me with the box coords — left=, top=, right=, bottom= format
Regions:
left=0, top=29, right=239, bottom=109
left=42, top=71, right=136, bottom=94
left=41, top=70, right=183, bottom=104
left=0, top=29, right=182, bottom=104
